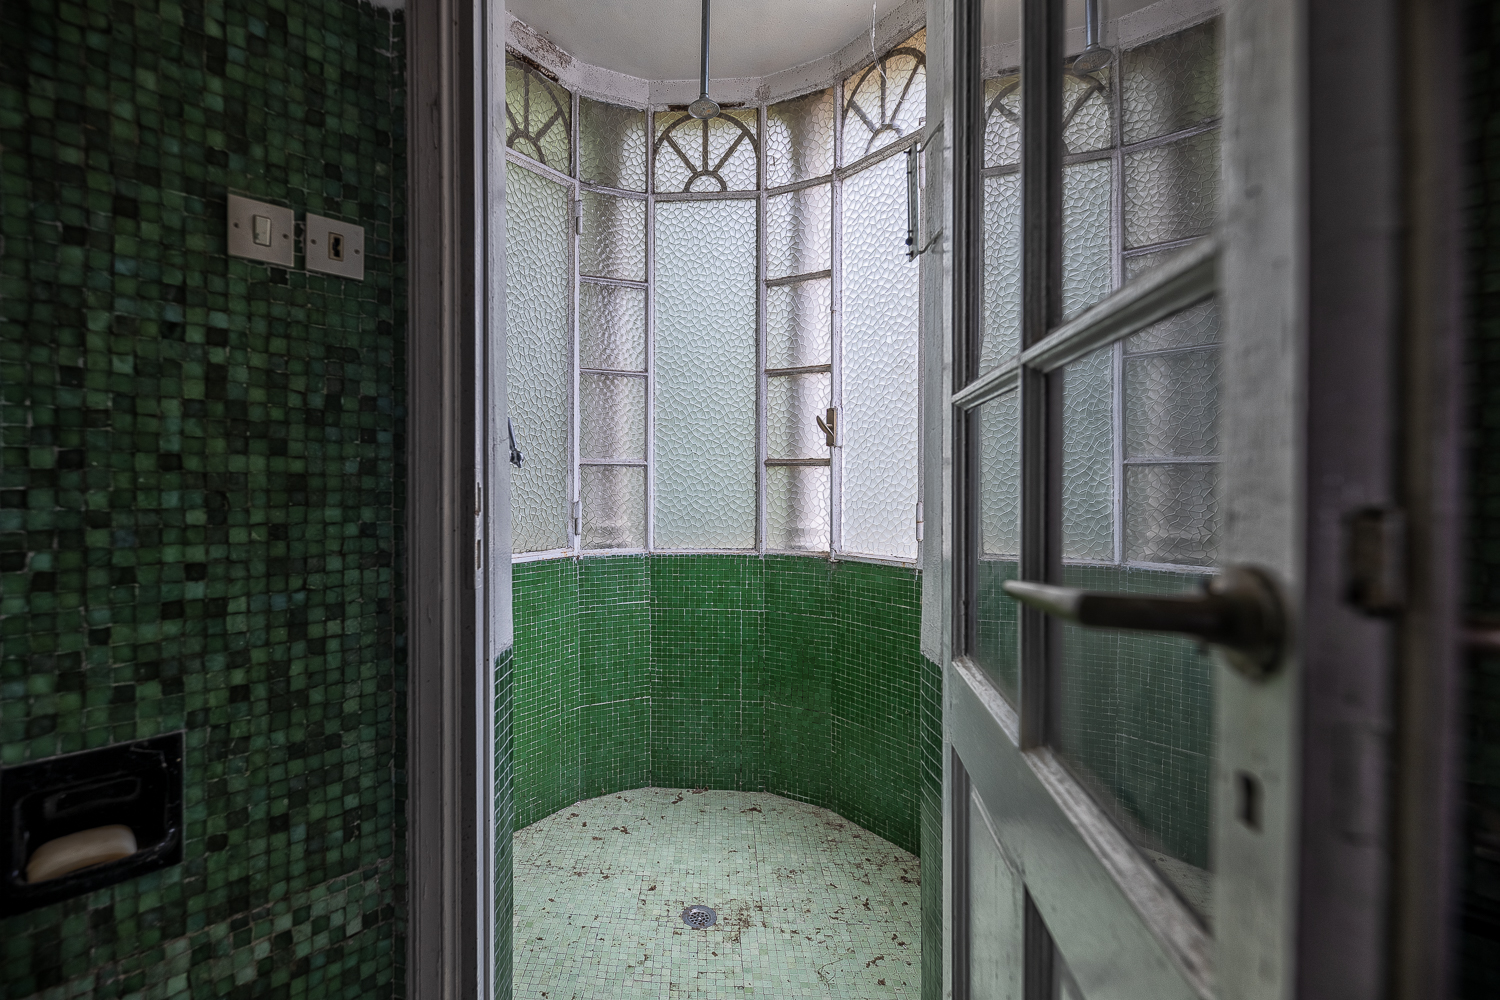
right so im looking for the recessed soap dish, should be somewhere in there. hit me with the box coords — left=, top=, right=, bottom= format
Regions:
left=1, top=732, right=183, bottom=917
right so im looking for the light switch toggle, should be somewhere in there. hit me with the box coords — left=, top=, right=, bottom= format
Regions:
left=252, top=215, right=272, bottom=246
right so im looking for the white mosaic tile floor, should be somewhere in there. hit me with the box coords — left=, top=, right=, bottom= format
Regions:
left=513, top=788, right=922, bottom=999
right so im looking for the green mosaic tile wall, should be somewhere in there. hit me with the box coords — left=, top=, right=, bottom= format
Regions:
left=510, top=554, right=924, bottom=855
left=1466, top=0, right=1500, bottom=990
left=0, top=0, right=408, bottom=997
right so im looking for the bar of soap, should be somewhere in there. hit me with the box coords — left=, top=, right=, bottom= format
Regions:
left=25, top=825, right=138, bottom=884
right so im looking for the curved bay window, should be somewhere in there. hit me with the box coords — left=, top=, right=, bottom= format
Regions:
left=503, top=31, right=928, bottom=564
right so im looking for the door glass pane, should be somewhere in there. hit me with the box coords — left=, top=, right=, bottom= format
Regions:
left=1118, top=18, right=1221, bottom=268
left=969, top=788, right=1023, bottom=1000
left=1051, top=303, right=1223, bottom=923
left=980, top=0, right=1020, bottom=373
left=974, top=391, right=1020, bottom=702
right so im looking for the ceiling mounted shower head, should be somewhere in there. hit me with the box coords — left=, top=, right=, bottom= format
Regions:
left=1071, top=0, right=1112, bottom=73
left=689, top=0, right=720, bottom=118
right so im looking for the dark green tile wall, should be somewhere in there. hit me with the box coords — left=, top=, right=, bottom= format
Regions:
left=0, top=0, right=408, bottom=997
left=510, top=554, right=924, bottom=855
left=1466, top=0, right=1500, bottom=991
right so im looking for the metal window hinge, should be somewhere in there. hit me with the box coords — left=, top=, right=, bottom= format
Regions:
left=572, top=499, right=582, bottom=537
left=915, top=501, right=924, bottom=542
left=573, top=198, right=583, bottom=235
left=476, top=538, right=483, bottom=571
left=475, top=483, right=483, bottom=517
left=815, top=407, right=838, bottom=447
left=1344, top=506, right=1406, bottom=616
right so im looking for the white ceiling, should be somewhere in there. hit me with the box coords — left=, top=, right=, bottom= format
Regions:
left=505, top=0, right=920, bottom=81
left=507, top=0, right=1180, bottom=82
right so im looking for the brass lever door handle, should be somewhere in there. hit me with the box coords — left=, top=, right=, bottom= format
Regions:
left=1001, top=565, right=1286, bottom=679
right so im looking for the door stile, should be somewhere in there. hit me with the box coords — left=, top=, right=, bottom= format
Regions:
left=1214, top=0, right=1306, bottom=997
left=1017, top=0, right=1064, bottom=751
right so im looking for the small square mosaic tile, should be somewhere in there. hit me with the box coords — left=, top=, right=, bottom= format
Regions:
left=512, top=787, right=921, bottom=1000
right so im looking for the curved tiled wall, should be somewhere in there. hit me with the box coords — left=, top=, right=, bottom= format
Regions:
left=511, top=554, right=925, bottom=855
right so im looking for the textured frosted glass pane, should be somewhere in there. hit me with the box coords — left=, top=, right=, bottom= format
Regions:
left=982, top=173, right=1022, bottom=372
left=1124, top=130, right=1220, bottom=249
left=654, top=200, right=758, bottom=548
left=1126, top=350, right=1220, bottom=460
left=968, top=792, right=1023, bottom=1000
left=843, top=29, right=927, bottom=161
left=1062, top=346, right=1114, bottom=561
left=766, top=185, right=831, bottom=279
left=767, top=89, right=835, bottom=186
left=766, top=278, right=831, bottom=369
left=579, top=373, right=645, bottom=461
left=1063, top=68, right=1111, bottom=154
left=580, top=191, right=646, bottom=281
left=980, top=392, right=1021, bottom=557
left=579, top=98, right=646, bottom=191
left=579, top=282, right=646, bottom=372
left=767, top=373, right=831, bottom=460
left=505, top=167, right=572, bottom=552
left=1125, top=464, right=1220, bottom=565
left=1063, top=160, right=1113, bottom=319
left=581, top=465, right=645, bottom=550
left=841, top=156, right=920, bottom=560
left=983, top=75, right=1022, bottom=167
left=505, top=58, right=571, bottom=173
left=1053, top=564, right=1217, bottom=920
left=1124, top=297, right=1220, bottom=354
left=1122, top=19, right=1221, bottom=144
left=1124, top=245, right=1192, bottom=281
left=976, top=392, right=1021, bottom=704
left=654, top=110, right=759, bottom=192
left=767, top=465, right=830, bottom=552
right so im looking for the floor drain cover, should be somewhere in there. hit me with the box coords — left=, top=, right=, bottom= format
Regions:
left=681, top=905, right=717, bottom=929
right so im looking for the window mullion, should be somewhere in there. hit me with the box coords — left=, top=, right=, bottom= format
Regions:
left=645, top=109, right=657, bottom=553
left=757, top=103, right=769, bottom=554
left=1017, top=0, right=1064, bottom=749
left=830, top=76, right=846, bottom=556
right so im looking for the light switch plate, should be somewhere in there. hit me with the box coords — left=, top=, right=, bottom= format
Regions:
left=304, top=213, right=365, bottom=280
left=226, top=194, right=294, bottom=267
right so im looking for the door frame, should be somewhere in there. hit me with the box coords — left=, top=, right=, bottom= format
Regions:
left=406, top=0, right=512, bottom=998
left=929, top=0, right=1468, bottom=998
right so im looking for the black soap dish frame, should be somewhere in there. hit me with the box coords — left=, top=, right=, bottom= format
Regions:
left=1, top=732, right=184, bottom=917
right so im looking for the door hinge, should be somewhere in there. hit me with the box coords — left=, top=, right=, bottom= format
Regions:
left=1344, top=506, right=1406, bottom=616
left=476, top=537, right=483, bottom=571
left=915, top=501, right=924, bottom=542
left=475, top=482, right=483, bottom=517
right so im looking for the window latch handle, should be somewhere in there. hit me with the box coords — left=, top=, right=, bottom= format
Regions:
left=1001, top=565, right=1286, bottom=680
left=815, top=407, right=837, bottom=447
left=508, top=417, right=524, bottom=469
